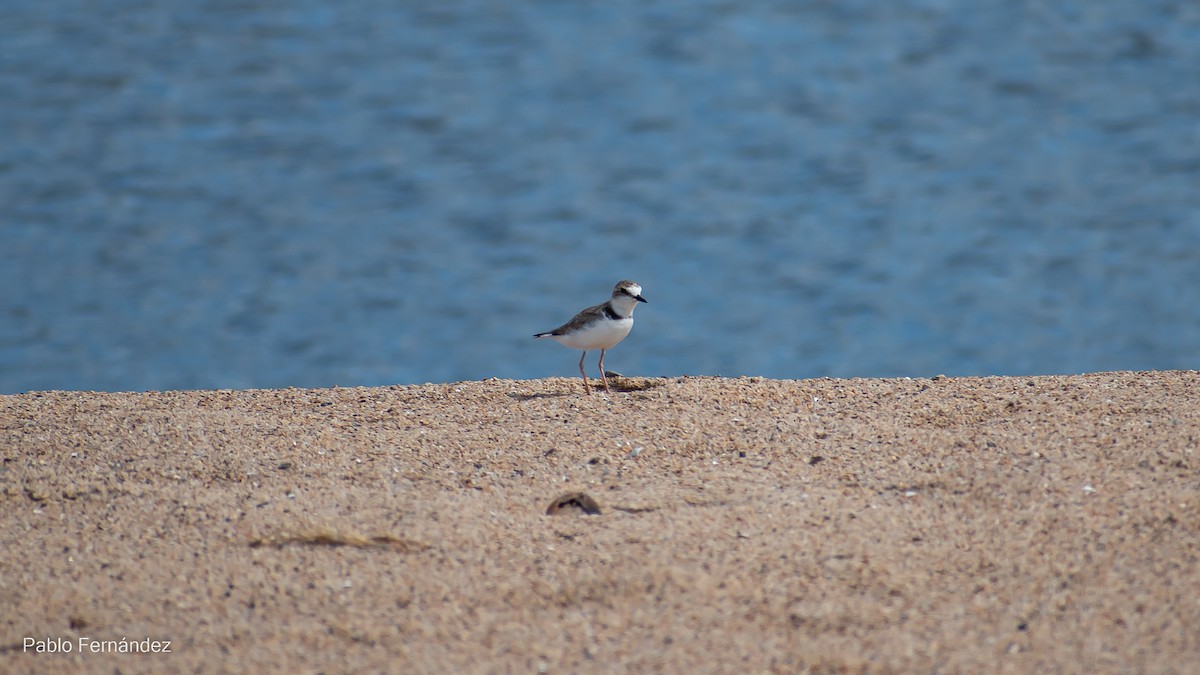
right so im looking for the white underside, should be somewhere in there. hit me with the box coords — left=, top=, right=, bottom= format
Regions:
left=549, top=317, right=633, bottom=351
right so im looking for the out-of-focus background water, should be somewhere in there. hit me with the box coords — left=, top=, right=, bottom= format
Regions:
left=3, top=1, right=1198, bottom=394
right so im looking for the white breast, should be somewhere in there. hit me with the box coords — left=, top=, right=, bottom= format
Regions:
left=552, top=317, right=634, bottom=350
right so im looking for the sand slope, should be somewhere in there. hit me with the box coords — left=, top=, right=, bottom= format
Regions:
left=2, top=371, right=1198, bottom=673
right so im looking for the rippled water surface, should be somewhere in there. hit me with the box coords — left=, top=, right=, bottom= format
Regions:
left=3, top=1, right=1198, bottom=393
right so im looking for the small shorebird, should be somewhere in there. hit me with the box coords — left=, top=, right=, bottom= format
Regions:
left=534, top=280, right=648, bottom=394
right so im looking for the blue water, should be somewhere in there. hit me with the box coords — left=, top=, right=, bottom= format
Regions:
left=3, top=1, right=1199, bottom=393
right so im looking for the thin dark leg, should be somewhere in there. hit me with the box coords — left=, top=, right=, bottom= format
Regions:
left=598, top=349, right=610, bottom=394
left=578, top=351, right=590, bottom=394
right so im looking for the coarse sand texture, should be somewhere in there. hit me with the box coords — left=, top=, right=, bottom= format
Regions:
left=3, top=371, right=1199, bottom=672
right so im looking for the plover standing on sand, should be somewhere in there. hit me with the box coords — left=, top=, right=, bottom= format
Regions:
left=533, top=280, right=648, bottom=394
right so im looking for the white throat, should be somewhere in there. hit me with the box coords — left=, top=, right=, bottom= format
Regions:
left=609, top=294, right=641, bottom=319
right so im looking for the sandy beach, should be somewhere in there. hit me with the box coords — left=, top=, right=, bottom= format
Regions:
left=2, top=371, right=1198, bottom=673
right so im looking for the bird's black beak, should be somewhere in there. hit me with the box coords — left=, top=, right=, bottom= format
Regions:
left=635, top=294, right=647, bottom=303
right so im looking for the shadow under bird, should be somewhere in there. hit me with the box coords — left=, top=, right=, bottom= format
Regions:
left=533, top=280, right=648, bottom=395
